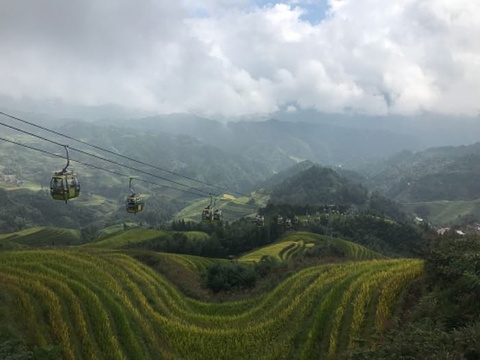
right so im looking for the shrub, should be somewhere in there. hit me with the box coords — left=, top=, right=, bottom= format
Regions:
left=203, top=263, right=257, bottom=293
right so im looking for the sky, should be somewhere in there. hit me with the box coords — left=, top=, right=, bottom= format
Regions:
left=0, top=0, right=479, bottom=118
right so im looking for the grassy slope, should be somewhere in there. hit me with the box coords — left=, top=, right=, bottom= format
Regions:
left=175, top=193, right=269, bottom=222
left=0, top=227, right=82, bottom=247
left=97, top=222, right=141, bottom=237
left=159, top=252, right=228, bottom=273
left=239, top=232, right=385, bottom=263
left=0, top=249, right=422, bottom=360
left=86, top=228, right=209, bottom=249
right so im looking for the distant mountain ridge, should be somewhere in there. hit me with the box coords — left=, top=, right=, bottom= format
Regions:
left=365, top=142, right=480, bottom=202
left=101, top=114, right=421, bottom=171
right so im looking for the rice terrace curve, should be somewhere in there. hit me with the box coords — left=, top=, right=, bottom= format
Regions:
left=0, top=241, right=422, bottom=359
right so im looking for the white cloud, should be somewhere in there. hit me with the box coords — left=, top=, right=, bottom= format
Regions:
left=0, top=0, right=479, bottom=117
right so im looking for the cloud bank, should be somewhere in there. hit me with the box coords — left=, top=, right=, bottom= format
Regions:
left=0, top=0, right=479, bottom=117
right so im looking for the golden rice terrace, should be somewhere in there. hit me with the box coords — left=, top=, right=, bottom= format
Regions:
left=0, top=249, right=422, bottom=359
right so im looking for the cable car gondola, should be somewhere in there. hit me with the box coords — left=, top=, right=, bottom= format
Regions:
left=202, top=206, right=213, bottom=222
left=50, top=145, right=80, bottom=203
left=202, top=195, right=214, bottom=222
left=285, top=218, right=292, bottom=228
left=253, top=214, right=264, bottom=226
left=126, top=177, right=144, bottom=214
left=202, top=195, right=223, bottom=223
left=212, top=198, right=223, bottom=222
left=213, top=208, right=223, bottom=222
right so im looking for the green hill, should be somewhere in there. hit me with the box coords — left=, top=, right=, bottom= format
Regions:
left=269, top=165, right=368, bottom=206
left=364, top=144, right=480, bottom=201
left=257, top=160, right=316, bottom=190
left=0, top=249, right=422, bottom=359
left=361, top=142, right=480, bottom=225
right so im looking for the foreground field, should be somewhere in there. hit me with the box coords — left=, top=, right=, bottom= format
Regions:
left=0, top=249, right=422, bottom=359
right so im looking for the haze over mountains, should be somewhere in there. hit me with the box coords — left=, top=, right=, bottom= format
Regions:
left=4, top=101, right=480, bottom=169
left=3, top=105, right=480, bottom=229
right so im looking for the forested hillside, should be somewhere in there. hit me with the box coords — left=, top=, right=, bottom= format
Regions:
left=269, top=165, right=368, bottom=206
left=361, top=142, right=480, bottom=225
left=0, top=248, right=422, bottom=359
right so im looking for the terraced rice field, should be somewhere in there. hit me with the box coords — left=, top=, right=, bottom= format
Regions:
left=159, top=252, right=229, bottom=273
left=0, top=249, right=422, bottom=359
left=0, top=227, right=82, bottom=247
left=86, top=229, right=209, bottom=249
left=174, top=193, right=269, bottom=222
left=239, top=240, right=303, bottom=262
left=239, top=232, right=385, bottom=263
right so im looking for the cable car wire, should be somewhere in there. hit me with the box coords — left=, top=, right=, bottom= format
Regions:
left=0, top=125, right=260, bottom=210
left=0, top=136, right=207, bottom=198
left=0, top=120, right=218, bottom=197
left=0, top=116, right=263, bottom=211
left=0, top=135, right=260, bottom=212
left=0, top=111, right=248, bottom=197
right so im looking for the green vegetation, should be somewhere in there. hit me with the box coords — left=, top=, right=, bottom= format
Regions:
left=126, top=250, right=229, bottom=300
left=87, top=229, right=210, bottom=251
left=350, top=234, right=480, bottom=359
left=240, top=232, right=384, bottom=263
left=328, top=214, right=425, bottom=257
left=206, top=232, right=385, bottom=294
left=0, top=249, right=422, bottom=359
left=240, top=240, right=304, bottom=262
left=87, top=228, right=169, bottom=248
left=160, top=252, right=227, bottom=273
left=0, top=227, right=82, bottom=248
left=174, top=193, right=269, bottom=223
left=3, top=115, right=474, bottom=358
left=270, top=165, right=368, bottom=206
left=363, top=144, right=480, bottom=225
left=203, top=262, right=257, bottom=293
left=97, top=222, right=141, bottom=236
left=404, top=199, right=480, bottom=226
left=0, top=120, right=281, bottom=234
left=261, top=202, right=424, bottom=257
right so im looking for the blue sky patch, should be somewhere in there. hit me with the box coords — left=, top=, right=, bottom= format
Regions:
left=252, top=0, right=330, bottom=24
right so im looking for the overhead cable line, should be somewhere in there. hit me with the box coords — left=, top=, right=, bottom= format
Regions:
left=0, top=136, right=259, bottom=210
left=0, top=135, right=261, bottom=213
left=0, top=111, right=248, bottom=197
left=0, top=120, right=218, bottom=197
left=0, top=136, right=207, bottom=198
